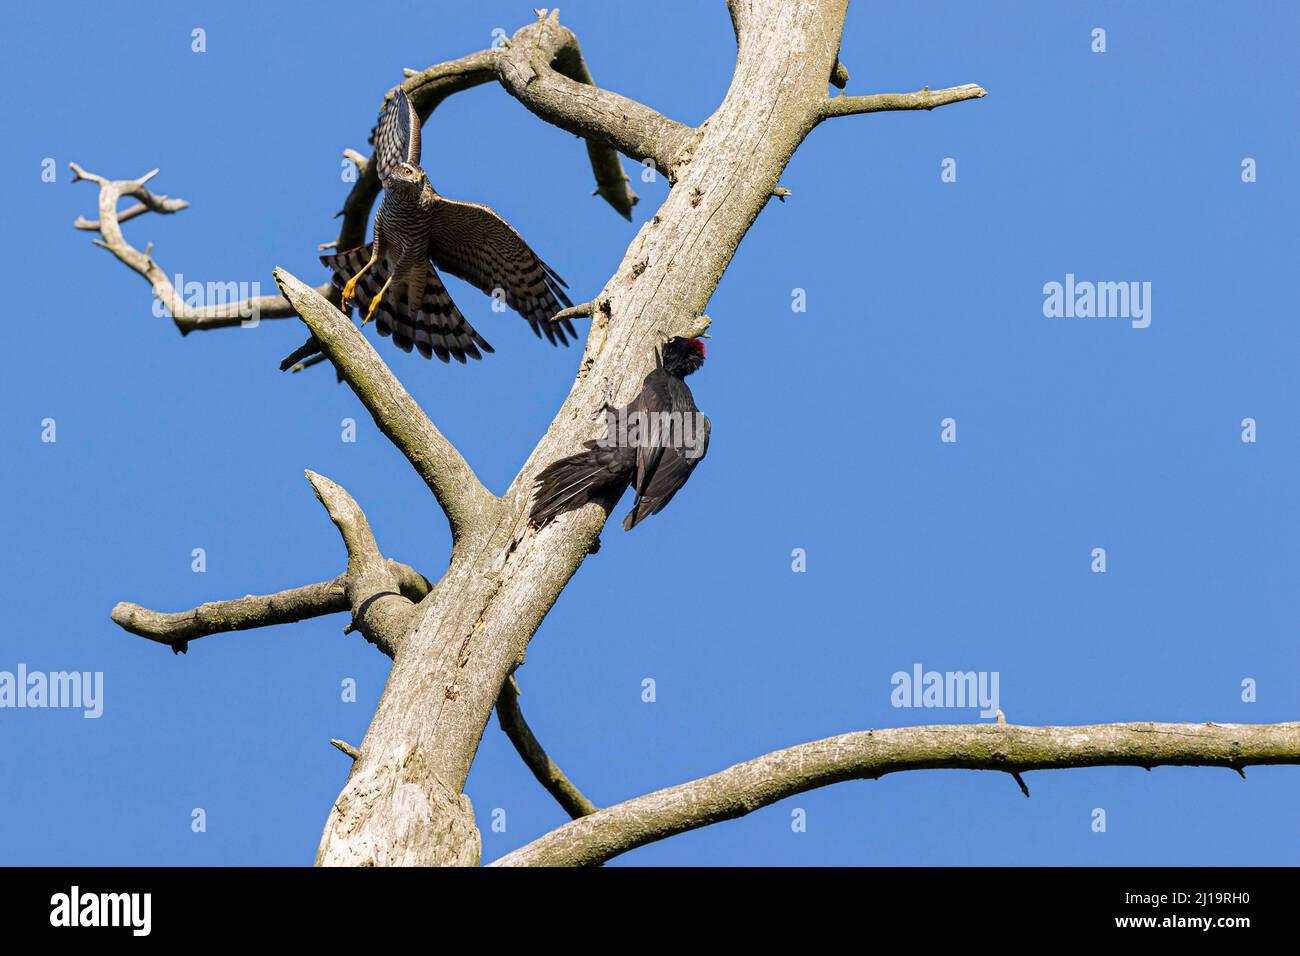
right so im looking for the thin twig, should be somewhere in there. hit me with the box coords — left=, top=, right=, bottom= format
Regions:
left=331, top=739, right=362, bottom=760
left=497, top=677, right=599, bottom=819
left=823, top=83, right=987, bottom=119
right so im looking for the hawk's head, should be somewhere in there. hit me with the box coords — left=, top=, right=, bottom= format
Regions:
left=389, top=162, right=427, bottom=190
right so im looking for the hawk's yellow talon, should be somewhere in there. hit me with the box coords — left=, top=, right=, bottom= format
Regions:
left=363, top=276, right=393, bottom=327
left=340, top=253, right=378, bottom=315
left=341, top=275, right=359, bottom=304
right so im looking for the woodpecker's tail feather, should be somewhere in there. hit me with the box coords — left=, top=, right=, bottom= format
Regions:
left=622, top=498, right=652, bottom=532
left=530, top=443, right=631, bottom=526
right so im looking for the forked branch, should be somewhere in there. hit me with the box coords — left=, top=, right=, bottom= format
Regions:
left=111, top=561, right=430, bottom=656
left=69, top=163, right=330, bottom=333
left=112, top=471, right=433, bottom=658
left=111, top=471, right=433, bottom=658
left=275, top=269, right=499, bottom=545
left=305, top=471, right=423, bottom=657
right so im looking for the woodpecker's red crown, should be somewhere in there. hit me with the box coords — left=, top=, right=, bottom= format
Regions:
left=663, top=336, right=707, bottom=377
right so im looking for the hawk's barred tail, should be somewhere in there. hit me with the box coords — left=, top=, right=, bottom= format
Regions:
left=320, top=248, right=494, bottom=364
left=320, top=247, right=372, bottom=301
left=383, top=273, right=495, bottom=364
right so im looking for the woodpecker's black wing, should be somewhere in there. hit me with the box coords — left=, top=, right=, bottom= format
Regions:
left=623, top=415, right=710, bottom=529
left=530, top=354, right=709, bottom=529
left=622, top=371, right=711, bottom=530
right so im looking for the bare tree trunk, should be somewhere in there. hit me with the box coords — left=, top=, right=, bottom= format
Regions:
left=310, top=0, right=854, bottom=866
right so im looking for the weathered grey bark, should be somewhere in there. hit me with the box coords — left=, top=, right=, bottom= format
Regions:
left=83, top=3, right=1300, bottom=868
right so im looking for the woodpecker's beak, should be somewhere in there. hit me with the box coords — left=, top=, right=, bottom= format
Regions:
left=699, top=331, right=712, bottom=339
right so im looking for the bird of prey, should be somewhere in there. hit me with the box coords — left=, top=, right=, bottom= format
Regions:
left=531, top=337, right=711, bottom=530
left=321, top=88, right=577, bottom=362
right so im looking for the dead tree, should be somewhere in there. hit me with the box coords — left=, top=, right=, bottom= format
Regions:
left=75, top=3, right=1300, bottom=866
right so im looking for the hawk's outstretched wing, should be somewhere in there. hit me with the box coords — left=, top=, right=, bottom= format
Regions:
left=427, top=197, right=577, bottom=346
left=369, top=88, right=420, bottom=184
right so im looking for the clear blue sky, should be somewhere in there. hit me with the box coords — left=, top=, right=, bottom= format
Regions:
left=2, top=0, right=1297, bottom=865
